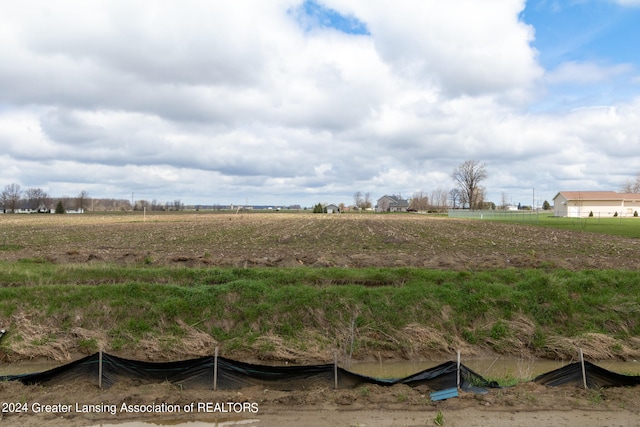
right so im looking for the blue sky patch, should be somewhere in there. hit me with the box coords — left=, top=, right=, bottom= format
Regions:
left=521, top=0, right=640, bottom=69
left=292, top=0, right=369, bottom=35
left=521, top=0, right=640, bottom=112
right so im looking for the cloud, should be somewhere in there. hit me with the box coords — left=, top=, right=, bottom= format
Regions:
left=546, top=61, right=634, bottom=84
left=612, top=0, right=640, bottom=6
left=327, top=0, right=543, bottom=103
left=0, top=1, right=639, bottom=207
left=291, top=0, right=369, bottom=35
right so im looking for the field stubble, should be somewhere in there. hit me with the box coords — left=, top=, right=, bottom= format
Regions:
left=1, top=212, right=639, bottom=270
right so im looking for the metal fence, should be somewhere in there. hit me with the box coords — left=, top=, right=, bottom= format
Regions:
left=448, top=209, right=544, bottom=222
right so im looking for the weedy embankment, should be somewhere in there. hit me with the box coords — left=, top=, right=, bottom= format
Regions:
left=1, top=264, right=639, bottom=363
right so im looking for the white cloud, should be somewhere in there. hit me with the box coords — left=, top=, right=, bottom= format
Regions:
left=546, top=61, right=633, bottom=84
left=0, top=1, right=639, bottom=207
left=327, top=0, right=542, bottom=103
left=612, top=0, right=640, bottom=6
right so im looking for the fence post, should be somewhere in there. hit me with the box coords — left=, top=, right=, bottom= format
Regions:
left=579, top=348, right=587, bottom=389
left=98, top=349, right=103, bottom=389
left=456, top=350, right=461, bottom=390
left=213, top=346, right=218, bottom=391
left=334, top=351, right=338, bottom=390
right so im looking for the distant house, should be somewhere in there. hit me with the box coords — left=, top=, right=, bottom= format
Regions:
left=553, top=191, right=640, bottom=217
left=376, top=195, right=409, bottom=212
left=325, top=204, right=341, bottom=214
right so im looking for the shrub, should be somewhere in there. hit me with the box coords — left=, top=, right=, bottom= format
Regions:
left=589, top=211, right=593, bottom=217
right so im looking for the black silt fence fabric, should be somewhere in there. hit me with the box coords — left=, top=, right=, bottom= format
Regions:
left=2, top=353, right=101, bottom=387
left=398, top=361, right=500, bottom=391
left=1, top=353, right=387, bottom=390
left=101, top=354, right=214, bottom=389
left=214, top=357, right=390, bottom=390
left=3, top=353, right=637, bottom=391
left=534, top=361, right=640, bottom=388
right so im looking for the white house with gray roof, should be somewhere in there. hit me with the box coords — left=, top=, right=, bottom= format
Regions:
left=376, top=195, right=409, bottom=212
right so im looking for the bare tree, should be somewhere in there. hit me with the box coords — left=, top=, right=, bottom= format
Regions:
left=451, top=160, right=488, bottom=209
left=137, top=199, right=150, bottom=211
left=476, top=186, right=487, bottom=209
left=500, top=192, right=510, bottom=209
left=25, top=187, right=50, bottom=211
left=353, top=191, right=372, bottom=210
left=409, top=191, right=429, bottom=212
left=1, top=183, right=22, bottom=213
left=621, top=172, right=640, bottom=193
left=449, top=188, right=462, bottom=209
left=363, top=192, right=372, bottom=210
left=429, top=188, right=449, bottom=212
left=353, top=191, right=363, bottom=210
left=77, top=190, right=90, bottom=211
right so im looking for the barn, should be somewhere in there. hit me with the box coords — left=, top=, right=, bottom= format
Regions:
left=553, top=191, right=640, bottom=218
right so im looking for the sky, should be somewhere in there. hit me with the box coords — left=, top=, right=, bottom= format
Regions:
left=1, top=0, right=640, bottom=208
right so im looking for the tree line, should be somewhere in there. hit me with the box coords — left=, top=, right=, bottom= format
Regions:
left=0, top=183, right=184, bottom=213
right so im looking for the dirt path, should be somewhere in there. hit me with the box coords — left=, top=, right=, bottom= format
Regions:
left=2, top=379, right=639, bottom=427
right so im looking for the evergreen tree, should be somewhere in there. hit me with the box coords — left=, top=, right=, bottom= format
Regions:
left=55, top=200, right=66, bottom=214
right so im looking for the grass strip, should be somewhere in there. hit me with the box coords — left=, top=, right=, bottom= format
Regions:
left=1, top=263, right=639, bottom=359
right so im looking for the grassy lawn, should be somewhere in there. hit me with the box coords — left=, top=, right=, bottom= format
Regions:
left=473, top=212, right=640, bottom=238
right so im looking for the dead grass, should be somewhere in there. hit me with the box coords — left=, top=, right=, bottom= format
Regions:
left=7, top=313, right=76, bottom=361
left=136, top=319, right=218, bottom=361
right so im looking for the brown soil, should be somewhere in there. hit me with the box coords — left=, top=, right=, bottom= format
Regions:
left=2, top=377, right=639, bottom=427
left=1, top=212, right=639, bottom=270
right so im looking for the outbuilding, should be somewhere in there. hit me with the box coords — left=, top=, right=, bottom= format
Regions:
left=553, top=191, right=640, bottom=217
left=324, top=204, right=340, bottom=214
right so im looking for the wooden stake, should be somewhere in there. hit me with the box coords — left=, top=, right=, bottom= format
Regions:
left=579, top=348, right=587, bottom=389
left=98, top=349, right=103, bottom=389
left=457, top=350, right=461, bottom=390
left=334, top=351, right=338, bottom=390
left=213, top=346, right=219, bottom=391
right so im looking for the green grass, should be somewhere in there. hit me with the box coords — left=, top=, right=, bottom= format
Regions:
left=1, top=263, right=639, bottom=357
left=490, top=213, right=640, bottom=238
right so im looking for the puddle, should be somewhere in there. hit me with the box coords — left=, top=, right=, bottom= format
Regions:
left=0, top=359, right=61, bottom=375
left=348, top=358, right=640, bottom=380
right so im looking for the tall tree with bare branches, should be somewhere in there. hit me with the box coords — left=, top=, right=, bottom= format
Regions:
left=451, top=160, right=487, bottom=209
left=77, top=190, right=90, bottom=211
left=25, top=187, right=49, bottom=210
left=1, top=183, right=22, bottom=213
left=621, top=172, right=640, bottom=193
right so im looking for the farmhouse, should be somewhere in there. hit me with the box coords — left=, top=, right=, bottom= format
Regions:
left=376, top=195, right=409, bottom=212
left=553, top=191, right=640, bottom=217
